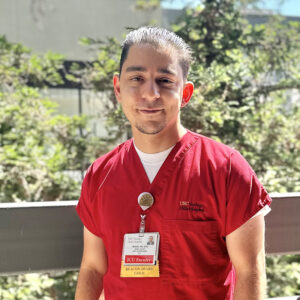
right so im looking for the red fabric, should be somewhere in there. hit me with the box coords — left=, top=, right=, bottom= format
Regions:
left=76, top=131, right=272, bottom=300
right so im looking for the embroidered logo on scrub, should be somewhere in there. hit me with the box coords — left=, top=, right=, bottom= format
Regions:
left=179, top=201, right=204, bottom=212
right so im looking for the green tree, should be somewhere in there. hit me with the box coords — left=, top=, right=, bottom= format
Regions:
left=266, top=255, right=300, bottom=297
left=0, top=36, right=106, bottom=203
left=67, top=37, right=130, bottom=141
left=0, top=36, right=107, bottom=298
left=0, top=271, right=77, bottom=300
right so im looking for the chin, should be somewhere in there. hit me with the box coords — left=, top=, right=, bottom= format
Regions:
left=135, top=125, right=165, bottom=135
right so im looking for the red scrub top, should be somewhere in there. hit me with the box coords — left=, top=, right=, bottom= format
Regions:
left=76, top=131, right=271, bottom=300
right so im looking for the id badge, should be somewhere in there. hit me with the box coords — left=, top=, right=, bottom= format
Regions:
left=120, top=232, right=160, bottom=277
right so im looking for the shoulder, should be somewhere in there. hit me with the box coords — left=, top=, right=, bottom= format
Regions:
left=187, top=131, right=255, bottom=180
left=83, top=139, right=131, bottom=190
left=188, top=130, right=237, bottom=164
left=92, top=141, right=128, bottom=172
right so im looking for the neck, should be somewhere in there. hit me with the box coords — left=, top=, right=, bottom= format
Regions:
left=132, top=124, right=187, bottom=154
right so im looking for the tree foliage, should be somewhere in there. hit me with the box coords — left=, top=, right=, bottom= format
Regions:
left=67, top=37, right=130, bottom=141
left=0, top=35, right=107, bottom=298
left=0, top=271, right=77, bottom=300
left=266, top=255, right=300, bottom=297
left=0, top=36, right=107, bottom=202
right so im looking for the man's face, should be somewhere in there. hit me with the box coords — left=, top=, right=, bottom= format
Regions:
left=113, top=43, right=193, bottom=136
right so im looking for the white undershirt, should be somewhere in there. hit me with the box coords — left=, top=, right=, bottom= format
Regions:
left=133, top=142, right=270, bottom=218
left=134, top=142, right=174, bottom=184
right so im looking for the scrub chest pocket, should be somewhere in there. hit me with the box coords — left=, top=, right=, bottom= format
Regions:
left=160, top=219, right=228, bottom=284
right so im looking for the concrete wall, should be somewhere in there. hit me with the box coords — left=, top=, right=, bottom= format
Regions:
left=43, top=88, right=110, bottom=137
left=0, top=0, right=161, bottom=60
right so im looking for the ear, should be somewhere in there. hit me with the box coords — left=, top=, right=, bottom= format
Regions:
left=181, top=82, right=194, bottom=108
left=113, top=74, right=121, bottom=103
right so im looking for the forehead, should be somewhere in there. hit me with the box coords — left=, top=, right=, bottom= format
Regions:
left=123, top=43, right=182, bottom=77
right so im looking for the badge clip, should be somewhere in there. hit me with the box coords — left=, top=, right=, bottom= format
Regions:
left=139, top=214, right=146, bottom=237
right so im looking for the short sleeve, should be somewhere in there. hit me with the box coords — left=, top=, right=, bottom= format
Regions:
left=76, top=164, right=102, bottom=237
left=225, top=150, right=272, bottom=236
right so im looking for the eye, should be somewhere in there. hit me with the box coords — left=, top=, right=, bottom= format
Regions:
left=157, top=78, right=173, bottom=85
left=130, top=76, right=143, bottom=82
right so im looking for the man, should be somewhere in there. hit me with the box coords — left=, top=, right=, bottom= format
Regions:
left=147, top=235, right=155, bottom=245
left=75, top=27, right=271, bottom=300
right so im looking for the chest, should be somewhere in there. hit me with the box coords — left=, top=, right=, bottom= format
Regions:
left=96, top=154, right=226, bottom=235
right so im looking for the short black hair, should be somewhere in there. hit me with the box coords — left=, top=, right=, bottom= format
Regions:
left=119, top=27, right=192, bottom=80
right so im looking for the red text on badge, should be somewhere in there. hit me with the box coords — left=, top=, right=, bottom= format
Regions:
left=125, top=255, right=154, bottom=264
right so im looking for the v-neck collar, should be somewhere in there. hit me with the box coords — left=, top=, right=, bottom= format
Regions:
left=124, top=130, right=200, bottom=193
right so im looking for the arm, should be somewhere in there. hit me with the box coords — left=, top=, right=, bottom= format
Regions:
left=75, top=226, right=108, bottom=300
left=226, top=214, right=266, bottom=300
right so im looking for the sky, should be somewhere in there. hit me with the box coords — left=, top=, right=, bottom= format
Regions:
left=161, top=0, right=300, bottom=17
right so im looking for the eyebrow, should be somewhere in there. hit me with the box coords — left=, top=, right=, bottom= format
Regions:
left=125, top=66, right=146, bottom=73
left=125, top=65, right=176, bottom=76
left=158, top=68, right=176, bottom=76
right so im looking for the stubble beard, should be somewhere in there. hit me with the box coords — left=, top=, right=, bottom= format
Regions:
left=134, top=121, right=166, bottom=135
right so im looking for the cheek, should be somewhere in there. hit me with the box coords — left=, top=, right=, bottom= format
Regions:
left=122, top=86, right=140, bottom=100
left=164, top=86, right=182, bottom=98
left=118, top=87, right=133, bottom=103
left=165, top=90, right=182, bottom=106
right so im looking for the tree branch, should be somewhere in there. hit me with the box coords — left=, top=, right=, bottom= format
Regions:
left=253, top=82, right=300, bottom=96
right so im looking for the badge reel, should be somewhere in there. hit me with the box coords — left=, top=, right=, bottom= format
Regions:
left=120, top=192, right=160, bottom=278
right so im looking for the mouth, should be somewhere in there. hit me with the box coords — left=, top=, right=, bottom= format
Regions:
left=138, top=108, right=163, bottom=114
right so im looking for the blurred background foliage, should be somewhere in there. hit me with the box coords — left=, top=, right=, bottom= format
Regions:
left=0, top=36, right=108, bottom=203
left=0, top=0, right=299, bottom=298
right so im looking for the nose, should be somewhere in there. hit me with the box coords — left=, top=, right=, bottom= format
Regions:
left=141, top=80, right=160, bottom=101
